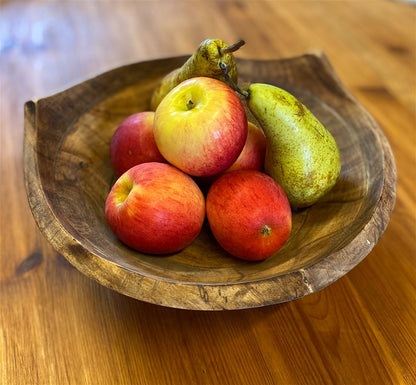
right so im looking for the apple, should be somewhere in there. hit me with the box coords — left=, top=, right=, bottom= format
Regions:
left=225, top=121, right=266, bottom=173
left=193, top=121, right=266, bottom=189
left=206, top=170, right=292, bottom=261
left=105, top=162, right=205, bottom=254
left=110, top=111, right=166, bottom=177
left=154, top=77, right=247, bottom=177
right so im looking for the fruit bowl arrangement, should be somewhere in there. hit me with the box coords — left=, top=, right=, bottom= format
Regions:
left=23, top=45, right=396, bottom=310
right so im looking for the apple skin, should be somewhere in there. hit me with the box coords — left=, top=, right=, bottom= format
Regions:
left=225, top=121, right=266, bottom=173
left=110, top=111, right=166, bottom=177
left=206, top=170, right=292, bottom=261
left=154, top=77, right=248, bottom=177
left=105, top=162, right=205, bottom=254
left=194, top=121, right=266, bottom=189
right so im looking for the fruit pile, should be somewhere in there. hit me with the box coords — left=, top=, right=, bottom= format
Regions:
left=105, top=38, right=341, bottom=261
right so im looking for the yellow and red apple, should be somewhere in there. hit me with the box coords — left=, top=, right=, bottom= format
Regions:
left=153, top=77, right=248, bottom=177
left=206, top=170, right=292, bottom=261
left=110, top=111, right=165, bottom=177
left=105, top=162, right=205, bottom=254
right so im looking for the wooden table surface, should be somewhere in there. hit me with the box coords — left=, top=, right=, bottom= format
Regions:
left=1, top=1, right=415, bottom=384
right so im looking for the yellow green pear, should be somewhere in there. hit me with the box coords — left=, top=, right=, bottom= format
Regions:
left=150, top=39, right=244, bottom=110
left=246, top=83, right=341, bottom=208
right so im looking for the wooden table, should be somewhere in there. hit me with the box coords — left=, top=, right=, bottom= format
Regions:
left=1, top=1, right=415, bottom=383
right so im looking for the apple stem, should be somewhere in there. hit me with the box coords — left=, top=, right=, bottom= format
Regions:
left=219, top=62, right=250, bottom=99
left=186, top=99, right=195, bottom=110
left=220, top=39, right=245, bottom=55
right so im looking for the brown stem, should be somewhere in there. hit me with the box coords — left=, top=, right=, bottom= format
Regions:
left=219, top=62, right=250, bottom=99
left=220, top=39, right=246, bottom=55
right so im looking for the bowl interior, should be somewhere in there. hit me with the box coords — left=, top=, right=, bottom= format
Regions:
left=46, top=57, right=385, bottom=285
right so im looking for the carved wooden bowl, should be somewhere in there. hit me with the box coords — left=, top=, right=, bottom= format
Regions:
left=24, top=52, right=396, bottom=310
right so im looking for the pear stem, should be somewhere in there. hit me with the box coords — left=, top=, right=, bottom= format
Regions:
left=220, top=39, right=245, bottom=55
left=219, top=62, right=250, bottom=99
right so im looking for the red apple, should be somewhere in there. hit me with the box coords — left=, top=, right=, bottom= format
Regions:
left=225, top=121, right=266, bottom=172
left=110, top=111, right=165, bottom=177
left=154, top=77, right=247, bottom=177
left=206, top=170, right=292, bottom=261
left=105, top=162, right=205, bottom=254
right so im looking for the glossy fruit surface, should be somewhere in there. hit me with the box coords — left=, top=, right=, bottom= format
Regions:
left=110, top=111, right=165, bottom=176
left=105, top=162, right=205, bottom=254
left=206, top=170, right=292, bottom=261
left=247, top=83, right=341, bottom=207
left=225, top=121, right=266, bottom=173
left=154, top=77, right=247, bottom=177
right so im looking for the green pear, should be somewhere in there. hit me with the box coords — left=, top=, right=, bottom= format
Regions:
left=246, top=83, right=341, bottom=208
left=150, top=39, right=245, bottom=110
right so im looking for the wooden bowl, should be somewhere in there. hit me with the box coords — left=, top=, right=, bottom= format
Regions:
left=24, top=52, right=396, bottom=310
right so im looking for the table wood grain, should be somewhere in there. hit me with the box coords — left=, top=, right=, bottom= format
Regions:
left=1, top=1, right=415, bottom=384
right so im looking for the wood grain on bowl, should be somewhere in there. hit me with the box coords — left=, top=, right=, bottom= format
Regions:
left=23, top=52, right=396, bottom=310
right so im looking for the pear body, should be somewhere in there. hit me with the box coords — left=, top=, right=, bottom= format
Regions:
left=247, top=83, right=341, bottom=208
